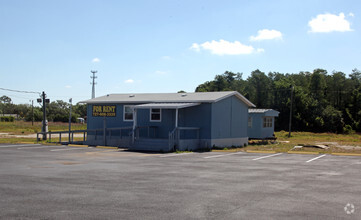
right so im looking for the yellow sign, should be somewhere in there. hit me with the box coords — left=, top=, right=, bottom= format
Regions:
left=92, top=105, right=116, bottom=117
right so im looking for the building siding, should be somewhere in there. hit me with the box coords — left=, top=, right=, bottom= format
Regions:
left=211, top=96, right=248, bottom=146
left=178, top=103, right=212, bottom=139
left=248, top=114, right=276, bottom=139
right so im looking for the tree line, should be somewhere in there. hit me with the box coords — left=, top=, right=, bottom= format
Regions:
left=0, top=97, right=87, bottom=123
left=195, top=69, right=361, bottom=133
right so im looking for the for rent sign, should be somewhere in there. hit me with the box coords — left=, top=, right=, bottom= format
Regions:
left=92, top=105, right=116, bottom=117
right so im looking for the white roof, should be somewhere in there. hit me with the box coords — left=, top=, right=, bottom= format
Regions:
left=134, top=103, right=201, bottom=109
left=249, top=109, right=279, bottom=117
left=80, top=91, right=255, bottom=107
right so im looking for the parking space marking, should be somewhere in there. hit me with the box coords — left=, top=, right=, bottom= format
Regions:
left=203, top=151, right=244, bottom=159
left=160, top=153, right=194, bottom=158
left=50, top=147, right=86, bottom=152
left=252, top=153, right=283, bottom=161
left=0, top=144, right=41, bottom=148
left=18, top=145, right=57, bottom=150
left=306, top=154, right=326, bottom=163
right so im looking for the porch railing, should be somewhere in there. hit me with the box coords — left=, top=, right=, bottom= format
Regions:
left=168, top=127, right=200, bottom=150
left=168, top=128, right=177, bottom=151
left=36, top=130, right=87, bottom=144
left=131, top=126, right=158, bottom=144
left=37, top=127, right=133, bottom=145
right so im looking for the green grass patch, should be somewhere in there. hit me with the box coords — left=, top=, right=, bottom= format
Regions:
left=0, top=121, right=86, bottom=135
left=0, top=121, right=87, bottom=144
left=0, top=138, right=37, bottom=144
left=244, top=131, right=361, bottom=154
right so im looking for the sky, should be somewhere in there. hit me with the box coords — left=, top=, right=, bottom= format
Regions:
left=0, top=0, right=360, bottom=105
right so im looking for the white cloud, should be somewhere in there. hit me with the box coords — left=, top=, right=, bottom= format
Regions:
left=124, top=79, right=134, bottom=84
left=92, top=58, right=100, bottom=63
left=190, top=39, right=263, bottom=55
left=65, top=85, right=71, bottom=89
left=250, top=29, right=283, bottom=41
left=308, top=13, right=353, bottom=33
left=190, top=43, right=201, bottom=52
left=349, top=12, right=354, bottom=17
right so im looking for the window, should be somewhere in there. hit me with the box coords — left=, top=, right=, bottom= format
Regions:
left=150, top=108, right=161, bottom=122
left=248, top=117, right=252, bottom=127
left=263, top=117, right=272, bottom=128
left=123, top=105, right=134, bottom=121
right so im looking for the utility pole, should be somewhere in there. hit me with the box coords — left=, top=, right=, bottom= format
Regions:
left=38, top=91, right=49, bottom=140
left=42, top=91, right=47, bottom=140
left=90, top=70, right=97, bottom=99
left=68, top=98, right=72, bottom=143
left=288, top=86, right=294, bottom=137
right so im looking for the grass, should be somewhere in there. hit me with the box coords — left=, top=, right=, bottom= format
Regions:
left=243, top=131, right=361, bottom=154
left=0, top=121, right=87, bottom=144
left=0, top=138, right=37, bottom=144
left=0, top=121, right=86, bottom=135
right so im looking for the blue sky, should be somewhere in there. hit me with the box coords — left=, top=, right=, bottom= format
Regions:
left=1, top=0, right=360, bottom=104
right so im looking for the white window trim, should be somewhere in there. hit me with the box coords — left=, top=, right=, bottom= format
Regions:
left=150, top=108, right=161, bottom=122
left=263, top=117, right=272, bottom=128
left=123, top=105, right=134, bottom=122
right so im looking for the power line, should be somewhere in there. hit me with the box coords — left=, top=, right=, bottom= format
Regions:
left=0, top=87, right=40, bottom=94
left=0, top=93, right=35, bottom=100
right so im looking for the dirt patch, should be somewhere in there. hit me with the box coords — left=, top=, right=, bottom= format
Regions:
left=315, top=142, right=361, bottom=150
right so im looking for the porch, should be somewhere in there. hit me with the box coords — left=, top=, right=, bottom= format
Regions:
left=129, top=103, right=202, bottom=152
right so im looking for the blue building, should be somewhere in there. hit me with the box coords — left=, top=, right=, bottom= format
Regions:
left=248, top=109, right=279, bottom=139
left=80, top=91, right=255, bottom=152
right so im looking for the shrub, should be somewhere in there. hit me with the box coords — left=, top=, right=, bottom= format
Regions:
left=343, top=125, right=355, bottom=134
left=0, top=116, right=15, bottom=122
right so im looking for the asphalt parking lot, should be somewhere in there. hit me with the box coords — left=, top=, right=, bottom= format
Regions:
left=0, top=144, right=360, bottom=219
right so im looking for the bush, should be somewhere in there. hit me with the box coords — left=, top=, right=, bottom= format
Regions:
left=343, top=125, right=355, bottom=134
left=0, top=116, right=15, bottom=122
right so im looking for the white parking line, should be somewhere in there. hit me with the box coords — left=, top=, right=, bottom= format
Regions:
left=203, top=152, right=244, bottom=159
left=17, top=145, right=55, bottom=149
left=50, top=147, right=85, bottom=152
left=160, top=153, right=194, bottom=158
left=252, top=153, right=283, bottom=161
left=306, top=154, right=326, bottom=163
left=0, top=144, right=41, bottom=148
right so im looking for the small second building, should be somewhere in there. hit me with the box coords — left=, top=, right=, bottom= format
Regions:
left=248, top=109, right=279, bottom=140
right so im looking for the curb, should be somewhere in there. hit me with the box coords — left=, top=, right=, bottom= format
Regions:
left=246, top=150, right=277, bottom=154
left=331, top=153, right=361, bottom=156
left=19, top=142, right=36, bottom=144
left=68, top=144, right=89, bottom=148
left=287, top=151, right=320, bottom=155
left=96, top=146, right=119, bottom=149
left=42, top=143, right=60, bottom=146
